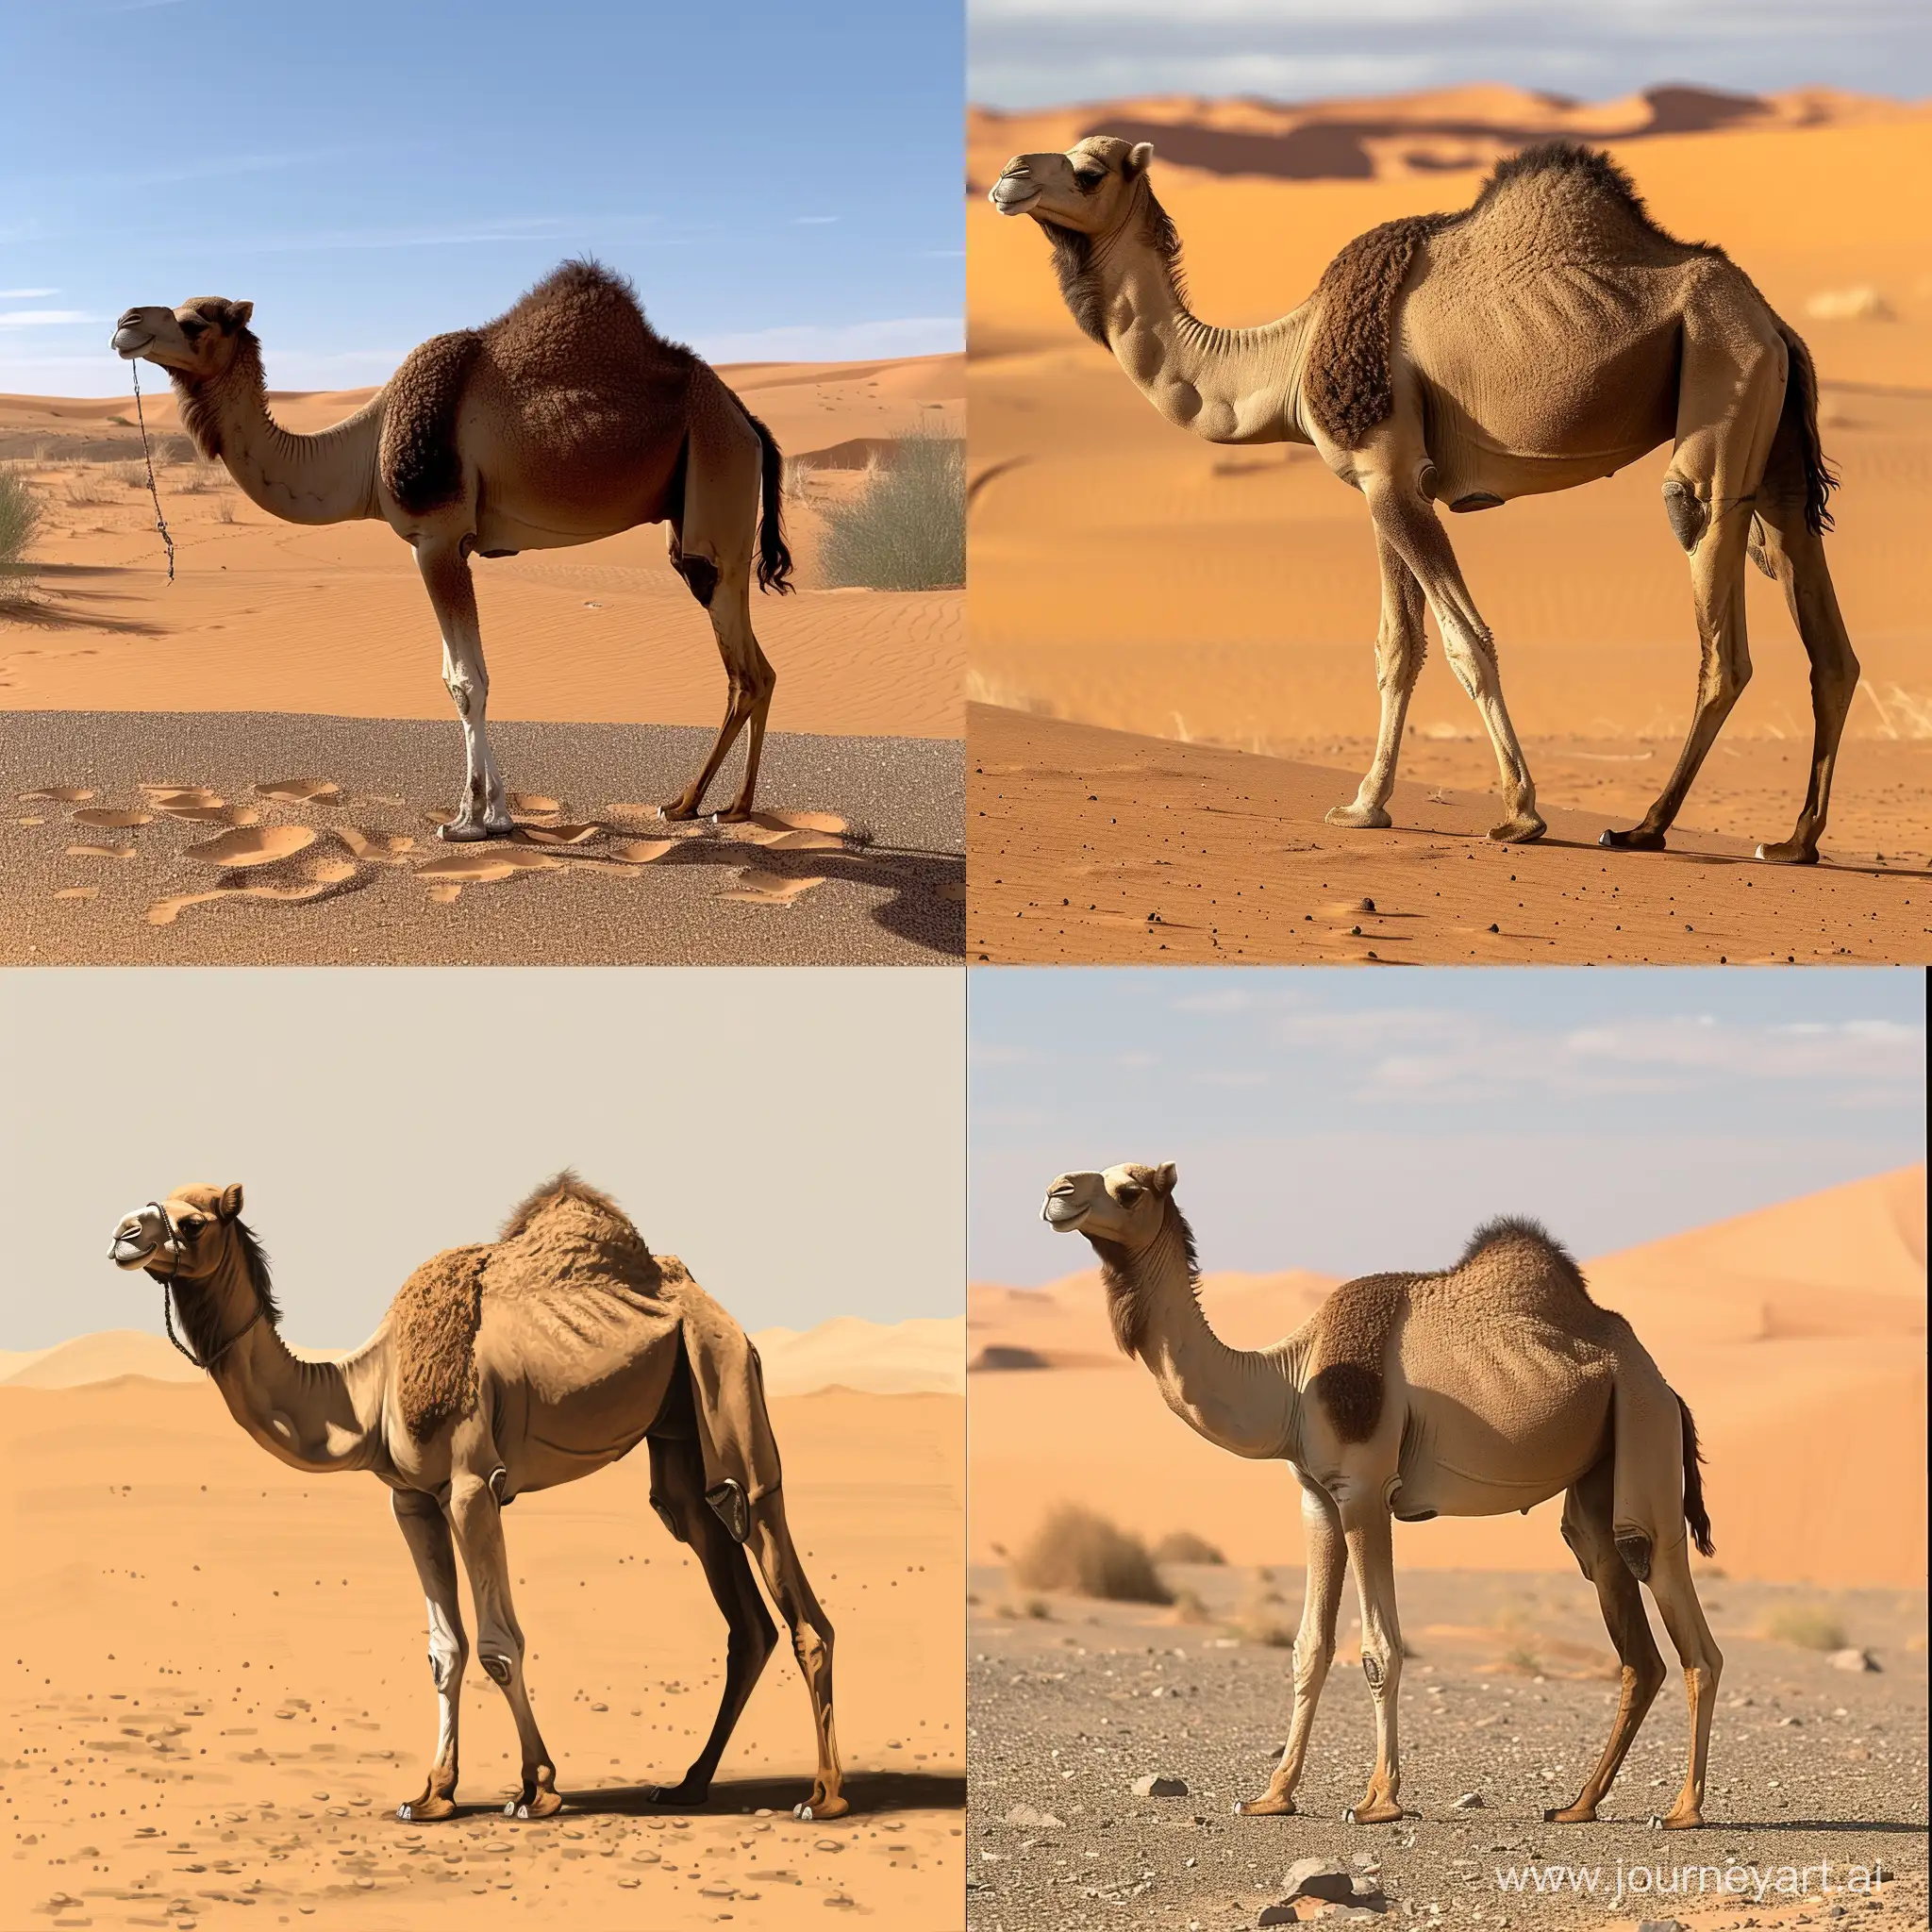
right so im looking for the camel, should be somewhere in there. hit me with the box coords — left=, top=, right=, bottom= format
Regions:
left=992, top=139, right=1857, bottom=862
left=1041, top=1162, right=1722, bottom=1829
left=108, top=1173, right=844, bottom=1823
left=110, top=260, right=792, bottom=836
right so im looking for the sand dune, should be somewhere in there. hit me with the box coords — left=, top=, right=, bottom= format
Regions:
left=0, top=355, right=962, bottom=738
left=969, top=1166, right=1927, bottom=1587
left=967, top=93, right=1932, bottom=925
left=4, top=1314, right=964, bottom=1398
left=1, top=1379, right=963, bottom=1927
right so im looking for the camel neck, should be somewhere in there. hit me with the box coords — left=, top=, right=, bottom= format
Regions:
left=1087, top=197, right=1312, bottom=446
left=191, top=1243, right=387, bottom=1474
left=173, top=341, right=383, bottom=525
left=1113, top=1206, right=1298, bottom=1462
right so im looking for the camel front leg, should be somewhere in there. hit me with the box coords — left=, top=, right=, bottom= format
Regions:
left=1327, top=531, right=1427, bottom=831
left=415, top=538, right=513, bottom=841
left=1363, top=477, right=1544, bottom=843
left=447, top=1474, right=562, bottom=1820
left=742, top=1490, right=844, bottom=1820
left=1341, top=1496, right=1407, bottom=1824
left=1237, top=1477, right=1346, bottom=1816
left=392, top=1489, right=468, bottom=1823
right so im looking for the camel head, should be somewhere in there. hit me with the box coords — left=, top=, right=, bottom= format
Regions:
left=989, top=136, right=1156, bottom=234
left=111, top=298, right=256, bottom=379
left=109, top=1182, right=247, bottom=1282
left=1041, top=1162, right=1176, bottom=1251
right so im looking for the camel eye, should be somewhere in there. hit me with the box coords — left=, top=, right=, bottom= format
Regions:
left=178, top=1215, right=205, bottom=1236
left=179, top=318, right=208, bottom=340
left=1114, top=1183, right=1143, bottom=1207
left=1073, top=169, right=1106, bottom=191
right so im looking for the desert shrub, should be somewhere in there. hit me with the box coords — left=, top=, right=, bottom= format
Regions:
left=1154, top=1529, right=1226, bottom=1566
left=817, top=425, right=963, bottom=591
left=111, top=459, right=150, bottom=491
left=1172, top=1587, right=1210, bottom=1625
left=216, top=494, right=239, bottom=525
left=65, top=469, right=116, bottom=507
left=0, top=467, right=42, bottom=596
left=175, top=458, right=227, bottom=494
left=781, top=455, right=818, bottom=501
left=1240, top=1579, right=1295, bottom=1647
left=1764, top=1604, right=1847, bottom=1652
left=1011, top=1504, right=1173, bottom=1605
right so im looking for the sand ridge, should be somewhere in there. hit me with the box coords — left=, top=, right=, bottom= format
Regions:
left=2, top=1381, right=963, bottom=1929
left=968, top=1166, right=1927, bottom=1587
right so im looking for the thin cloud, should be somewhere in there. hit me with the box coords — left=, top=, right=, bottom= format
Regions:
left=0, top=288, right=58, bottom=300
left=0, top=310, right=96, bottom=328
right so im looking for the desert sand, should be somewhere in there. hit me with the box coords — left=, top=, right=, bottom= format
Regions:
left=969, top=1166, right=1927, bottom=1587
left=1, top=1355, right=965, bottom=1929
left=965, top=89, right=1932, bottom=959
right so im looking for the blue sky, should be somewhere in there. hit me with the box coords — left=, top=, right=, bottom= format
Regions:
left=971, top=0, right=1932, bottom=110
left=970, top=969, right=1926, bottom=1285
left=0, top=0, right=962, bottom=395
left=0, top=969, right=964, bottom=1352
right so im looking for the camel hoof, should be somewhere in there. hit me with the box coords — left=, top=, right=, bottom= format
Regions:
left=437, top=819, right=491, bottom=843
left=1487, top=815, right=1547, bottom=844
left=809, top=1795, right=848, bottom=1820
left=1543, top=1805, right=1596, bottom=1824
left=1234, top=1796, right=1295, bottom=1818
left=1324, top=803, right=1392, bottom=830
left=798, top=1804, right=813, bottom=1822
left=1600, top=825, right=1666, bottom=852
left=1755, top=839, right=1819, bottom=865
left=397, top=1804, right=412, bottom=1822
left=658, top=800, right=701, bottom=824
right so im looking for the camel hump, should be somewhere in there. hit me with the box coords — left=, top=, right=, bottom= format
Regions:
left=1305, top=212, right=1457, bottom=450
left=496, top=1169, right=646, bottom=1250
left=380, top=327, right=483, bottom=515
left=1306, top=1270, right=1412, bottom=1444
left=390, top=1242, right=491, bottom=1443
left=1454, top=1214, right=1590, bottom=1296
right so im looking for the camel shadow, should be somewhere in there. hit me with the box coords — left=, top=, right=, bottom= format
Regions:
left=1533, top=835, right=1910, bottom=882
left=560, top=1771, right=965, bottom=1819
left=1707, top=1817, right=1924, bottom=1836
left=651, top=836, right=964, bottom=956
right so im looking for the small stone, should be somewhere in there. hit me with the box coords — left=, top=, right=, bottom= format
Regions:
left=814, top=1838, right=844, bottom=1853
left=1451, top=1792, right=1484, bottom=1809
left=1132, top=1774, right=1189, bottom=1798
left=1281, top=1857, right=1357, bottom=1905
left=1828, top=1648, right=1877, bottom=1673
left=1003, top=1805, right=1063, bottom=1829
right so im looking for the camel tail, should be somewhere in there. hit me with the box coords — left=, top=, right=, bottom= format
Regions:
left=1774, top=320, right=1838, bottom=537
left=1677, top=1392, right=1716, bottom=1558
left=742, top=406, right=795, bottom=595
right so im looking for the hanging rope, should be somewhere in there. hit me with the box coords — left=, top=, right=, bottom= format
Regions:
left=129, top=362, right=175, bottom=584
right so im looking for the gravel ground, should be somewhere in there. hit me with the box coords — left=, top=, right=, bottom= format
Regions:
left=1, top=711, right=963, bottom=963
left=967, top=1564, right=1928, bottom=1932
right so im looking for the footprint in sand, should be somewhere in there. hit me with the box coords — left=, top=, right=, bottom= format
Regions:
left=184, top=824, right=317, bottom=869
left=20, top=786, right=94, bottom=803
left=740, top=826, right=846, bottom=853
left=16, top=816, right=45, bottom=826
left=159, top=802, right=258, bottom=826
left=415, top=846, right=558, bottom=901
left=254, top=778, right=341, bottom=804
left=608, top=839, right=677, bottom=864
left=73, top=808, right=154, bottom=828
left=140, top=786, right=224, bottom=809
left=510, top=823, right=601, bottom=846
left=719, top=870, right=826, bottom=907
left=753, top=809, right=848, bottom=836
left=66, top=843, right=138, bottom=862
left=144, top=854, right=357, bottom=925
left=336, top=827, right=417, bottom=863
left=508, top=792, right=562, bottom=814
left=54, top=887, right=100, bottom=902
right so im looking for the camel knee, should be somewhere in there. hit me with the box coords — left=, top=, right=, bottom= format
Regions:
left=1663, top=476, right=1708, bottom=554
left=675, top=552, right=721, bottom=608
left=1292, top=1631, right=1335, bottom=1692
left=1441, top=621, right=1495, bottom=702
left=734, top=1604, right=779, bottom=1668
left=1614, top=1531, right=1652, bottom=1582
left=1360, top=1636, right=1401, bottom=1698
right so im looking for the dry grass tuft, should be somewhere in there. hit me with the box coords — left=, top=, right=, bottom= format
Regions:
left=1763, top=1603, right=1848, bottom=1652
left=65, top=469, right=118, bottom=507
left=1153, top=1529, right=1226, bottom=1566
left=0, top=467, right=44, bottom=601
left=817, top=425, right=964, bottom=591
left=1012, top=1504, right=1173, bottom=1605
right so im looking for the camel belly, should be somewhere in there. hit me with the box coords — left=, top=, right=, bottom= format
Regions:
left=1389, top=1324, right=1616, bottom=1520
left=479, top=1336, right=681, bottom=1497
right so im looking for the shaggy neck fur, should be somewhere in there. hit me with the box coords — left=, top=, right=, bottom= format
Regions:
left=1047, top=179, right=1313, bottom=447
left=173, top=1222, right=390, bottom=1474
left=1092, top=1198, right=1300, bottom=1461
left=172, top=331, right=384, bottom=525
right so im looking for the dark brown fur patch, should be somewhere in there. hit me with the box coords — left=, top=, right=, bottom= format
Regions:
left=379, top=328, right=482, bottom=516
left=391, top=1243, right=489, bottom=1443
left=1306, top=1272, right=1410, bottom=1443
left=1305, top=214, right=1457, bottom=449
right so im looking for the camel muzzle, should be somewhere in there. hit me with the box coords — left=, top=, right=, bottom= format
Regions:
left=990, top=172, right=1041, bottom=216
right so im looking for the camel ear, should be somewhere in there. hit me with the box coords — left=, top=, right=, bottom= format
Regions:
left=1154, top=1162, right=1177, bottom=1195
left=225, top=301, right=254, bottom=332
left=1124, top=142, right=1155, bottom=179
left=217, top=1183, right=243, bottom=1222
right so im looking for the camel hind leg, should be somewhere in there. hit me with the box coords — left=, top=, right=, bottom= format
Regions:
left=1338, top=1493, right=1407, bottom=1824
left=1749, top=425, right=1858, bottom=863
left=1546, top=1457, right=1666, bottom=1824
left=641, top=1434, right=778, bottom=1806
left=1325, top=529, right=1428, bottom=832
left=741, top=1491, right=845, bottom=1820
left=661, top=408, right=775, bottom=823
left=1603, top=309, right=1785, bottom=853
